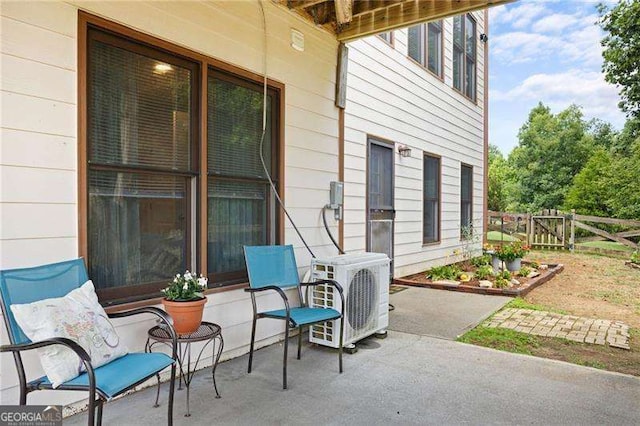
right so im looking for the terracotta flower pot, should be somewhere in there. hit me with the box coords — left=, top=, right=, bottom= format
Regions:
left=162, top=297, right=206, bottom=335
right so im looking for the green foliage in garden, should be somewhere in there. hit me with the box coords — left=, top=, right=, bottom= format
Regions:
left=475, top=265, right=495, bottom=280
left=470, top=254, right=492, bottom=268
left=426, top=264, right=462, bottom=281
left=518, top=266, right=532, bottom=278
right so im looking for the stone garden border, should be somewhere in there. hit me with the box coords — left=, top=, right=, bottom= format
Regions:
left=393, top=263, right=564, bottom=297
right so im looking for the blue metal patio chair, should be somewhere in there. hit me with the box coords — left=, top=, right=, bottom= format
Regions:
left=0, top=259, right=178, bottom=426
left=243, top=245, right=344, bottom=389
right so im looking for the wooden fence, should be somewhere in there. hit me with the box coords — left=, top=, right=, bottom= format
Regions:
left=487, top=210, right=640, bottom=252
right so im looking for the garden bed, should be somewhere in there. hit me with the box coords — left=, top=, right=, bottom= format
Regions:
left=394, top=261, right=564, bottom=297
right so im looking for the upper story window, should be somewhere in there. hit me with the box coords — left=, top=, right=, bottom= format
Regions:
left=83, top=20, right=281, bottom=304
left=453, top=14, right=477, bottom=101
left=408, top=21, right=443, bottom=78
left=377, top=31, right=394, bottom=45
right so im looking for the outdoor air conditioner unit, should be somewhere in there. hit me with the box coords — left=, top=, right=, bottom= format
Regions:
left=308, top=252, right=390, bottom=348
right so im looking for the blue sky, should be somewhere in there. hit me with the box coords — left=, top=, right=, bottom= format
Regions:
left=489, top=0, right=626, bottom=154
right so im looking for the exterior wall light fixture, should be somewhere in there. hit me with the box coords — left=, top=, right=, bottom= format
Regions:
left=398, top=145, right=412, bottom=158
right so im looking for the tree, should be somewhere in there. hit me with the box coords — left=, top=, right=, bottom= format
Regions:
left=587, top=118, right=617, bottom=150
left=612, top=116, right=640, bottom=155
left=606, top=140, right=640, bottom=219
left=564, top=148, right=614, bottom=217
left=599, top=0, right=640, bottom=118
left=508, top=103, right=596, bottom=212
left=487, top=144, right=509, bottom=211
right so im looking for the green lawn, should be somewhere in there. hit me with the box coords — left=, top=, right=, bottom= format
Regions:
left=577, top=240, right=634, bottom=252
left=486, top=231, right=519, bottom=242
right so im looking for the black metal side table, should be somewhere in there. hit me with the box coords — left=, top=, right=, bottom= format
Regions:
left=146, top=322, right=223, bottom=417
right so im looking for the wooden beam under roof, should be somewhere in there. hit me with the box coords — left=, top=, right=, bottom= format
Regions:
left=305, top=0, right=405, bottom=26
left=336, top=0, right=515, bottom=41
left=334, top=0, right=354, bottom=24
left=287, top=0, right=328, bottom=10
left=278, top=0, right=516, bottom=41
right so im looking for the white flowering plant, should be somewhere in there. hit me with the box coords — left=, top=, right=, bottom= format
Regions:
left=161, top=271, right=208, bottom=301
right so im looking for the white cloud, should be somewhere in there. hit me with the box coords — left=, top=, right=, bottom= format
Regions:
left=491, top=13, right=603, bottom=66
left=491, top=70, right=625, bottom=126
left=532, top=13, right=581, bottom=33
left=490, top=2, right=548, bottom=29
left=488, top=1, right=625, bottom=152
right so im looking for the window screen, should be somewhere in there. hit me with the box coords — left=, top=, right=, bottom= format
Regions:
left=461, top=164, right=473, bottom=231
left=453, top=14, right=476, bottom=100
left=369, top=143, right=394, bottom=210
left=408, top=25, right=424, bottom=64
left=207, top=70, right=278, bottom=283
left=423, top=155, right=440, bottom=243
left=427, top=21, right=442, bottom=76
left=87, top=28, right=197, bottom=302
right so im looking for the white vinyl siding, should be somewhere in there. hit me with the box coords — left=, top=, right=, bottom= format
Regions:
left=0, top=0, right=340, bottom=407
left=343, top=13, right=486, bottom=278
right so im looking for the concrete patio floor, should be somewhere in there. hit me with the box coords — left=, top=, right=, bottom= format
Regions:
left=66, top=330, right=640, bottom=425
left=388, top=286, right=511, bottom=339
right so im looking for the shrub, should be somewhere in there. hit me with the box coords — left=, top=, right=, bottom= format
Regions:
left=426, top=264, right=462, bottom=281
left=518, top=266, right=532, bottom=277
left=471, top=254, right=492, bottom=268
left=631, top=251, right=640, bottom=265
left=499, top=270, right=512, bottom=280
left=495, top=276, right=510, bottom=288
left=475, top=265, right=495, bottom=280
left=528, top=261, right=539, bottom=269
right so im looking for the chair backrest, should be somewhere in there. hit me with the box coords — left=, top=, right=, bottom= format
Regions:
left=244, top=245, right=300, bottom=289
left=0, top=258, right=89, bottom=345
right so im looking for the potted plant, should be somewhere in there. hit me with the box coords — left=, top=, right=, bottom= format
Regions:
left=483, top=243, right=502, bottom=272
left=495, top=240, right=530, bottom=272
left=161, top=271, right=208, bottom=335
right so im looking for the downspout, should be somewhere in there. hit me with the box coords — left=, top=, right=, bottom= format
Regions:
left=336, top=43, right=348, bottom=250
left=483, top=8, right=490, bottom=244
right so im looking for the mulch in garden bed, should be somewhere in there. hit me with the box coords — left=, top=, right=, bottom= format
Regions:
left=394, top=263, right=564, bottom=297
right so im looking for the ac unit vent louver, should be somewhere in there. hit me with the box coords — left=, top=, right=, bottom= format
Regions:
left=309, top=252, right=390, bottom=348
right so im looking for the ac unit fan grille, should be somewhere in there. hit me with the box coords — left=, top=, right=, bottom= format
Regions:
left=347, top=268, right=377, bottom=331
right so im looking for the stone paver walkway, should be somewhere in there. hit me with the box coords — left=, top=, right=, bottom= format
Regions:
left=484, top=308, right=631, bottom=349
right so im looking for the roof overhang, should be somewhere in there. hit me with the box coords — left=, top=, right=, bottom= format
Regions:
left=277, top=0, right=515, bottom=42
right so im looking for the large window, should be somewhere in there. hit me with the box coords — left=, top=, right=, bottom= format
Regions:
left=461, top=164, right=473, bottom=232
left=83, top=20, right=281, bottom=304
left=453, top=14, right=477, bottom=101
left=423, top=154, right=441, bottom=244
left=207, top=71, right=279, bottom=283
left=407, top=21, right=443, bottom=77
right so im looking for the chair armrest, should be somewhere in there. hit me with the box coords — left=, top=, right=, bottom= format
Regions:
left=1, top=337, right=91, bottom=362
left=300, top=280, right=345, bottom=314
left=108, top=307, right=177, bottom=359
left=300, top=279, right=344, bottom=295
left=1, top=337, right=96, bottom=390
left=244, top=286, right=291, bottom=314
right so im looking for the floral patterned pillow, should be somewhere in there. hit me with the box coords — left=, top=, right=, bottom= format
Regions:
left=10, top=280, right=128, bottom=388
